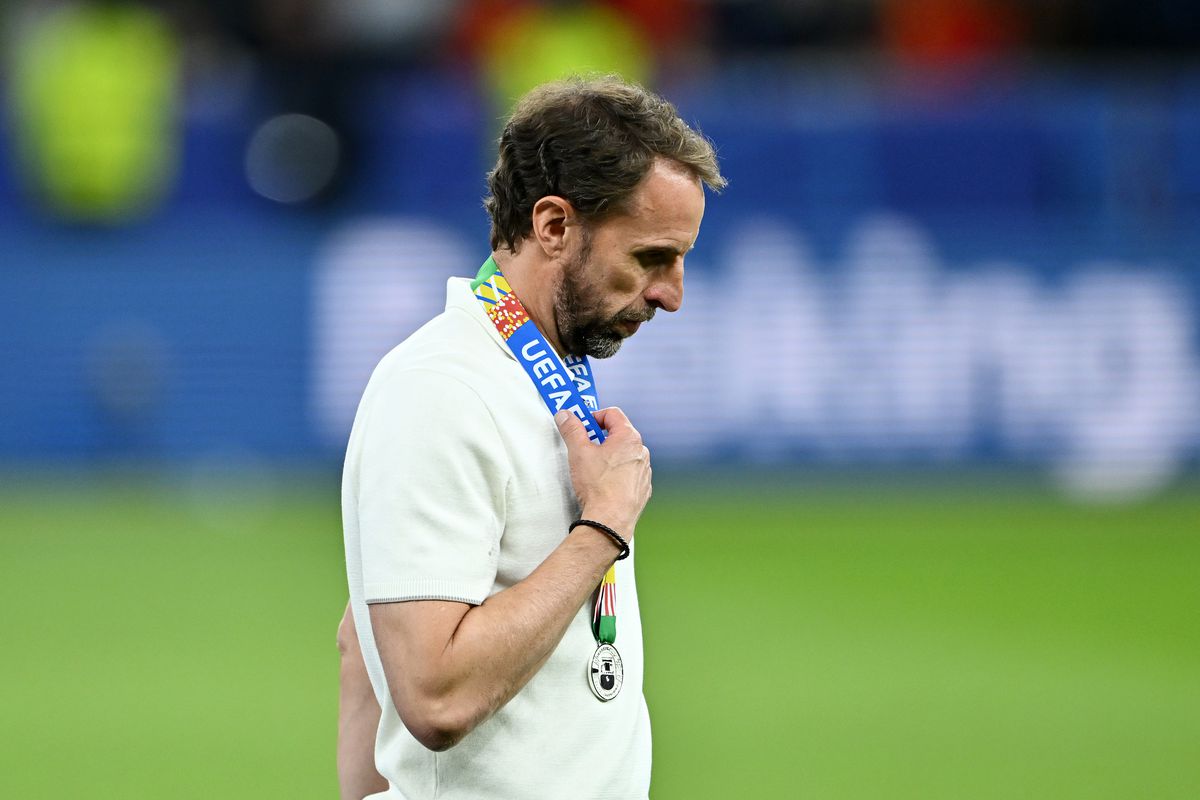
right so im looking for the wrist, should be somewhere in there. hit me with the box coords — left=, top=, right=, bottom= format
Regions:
left=569, top=518, right=630, bottom=560
left=579, top=505, right=635, bottom=536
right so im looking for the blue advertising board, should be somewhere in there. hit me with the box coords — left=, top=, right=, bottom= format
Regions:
left=1, top=70, right=1197, bottom=498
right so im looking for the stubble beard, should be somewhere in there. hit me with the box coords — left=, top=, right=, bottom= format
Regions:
left=554, top=239, right=656, bottom=359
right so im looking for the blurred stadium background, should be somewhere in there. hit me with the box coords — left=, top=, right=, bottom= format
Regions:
left=1, top=1, right=1198, bottom=798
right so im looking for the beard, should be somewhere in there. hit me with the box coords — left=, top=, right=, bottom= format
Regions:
left=554, top=239, right=656, bottom=359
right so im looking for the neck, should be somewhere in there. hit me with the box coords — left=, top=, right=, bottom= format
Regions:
left=492, top=249, right=569, bottom=357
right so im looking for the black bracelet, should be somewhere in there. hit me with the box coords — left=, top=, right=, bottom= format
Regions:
left=569, top=519, right=630, bottom=560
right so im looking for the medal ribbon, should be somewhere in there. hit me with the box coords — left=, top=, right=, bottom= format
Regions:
left=593, top=566, right=617, bottom=644
left=472, top=257, right=618, bottom=645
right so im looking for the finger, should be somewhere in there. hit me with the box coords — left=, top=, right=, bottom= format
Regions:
left=554, top=409, right=589, bottom=447
left=592, top=406, right=636, bottom=438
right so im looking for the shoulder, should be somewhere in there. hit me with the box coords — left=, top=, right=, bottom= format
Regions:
left=347, top=303, right=533, bottom=462
left=365, top=306, right=505, bottom=404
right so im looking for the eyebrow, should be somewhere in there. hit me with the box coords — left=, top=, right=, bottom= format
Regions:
left=633, top=243, right=693, bottom=257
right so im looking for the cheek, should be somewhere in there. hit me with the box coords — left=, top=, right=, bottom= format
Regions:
left=607, top=262, right=639, bottom=295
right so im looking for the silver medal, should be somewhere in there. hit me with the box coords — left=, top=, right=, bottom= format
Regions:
left=588, top=643, right=623, bottom=701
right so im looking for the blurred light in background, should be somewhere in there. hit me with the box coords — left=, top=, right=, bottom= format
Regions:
left=245, top=113, right=341, bottom=204
left=7, top=0, right=180, bottom=222
left=475, top=0, right=651, bottom=113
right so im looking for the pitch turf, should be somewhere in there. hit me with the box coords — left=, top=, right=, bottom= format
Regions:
left=1, top=471, right=1196, bottom=799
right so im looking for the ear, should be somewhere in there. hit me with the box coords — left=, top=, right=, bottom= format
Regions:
left=530, top=196, right=577, bottom=258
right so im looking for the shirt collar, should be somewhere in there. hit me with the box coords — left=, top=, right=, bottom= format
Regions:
left=445, top=276, right=516, bottom=361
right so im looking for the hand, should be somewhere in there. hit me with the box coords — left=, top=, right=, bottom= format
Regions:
left=554, top=406, right=651, bottom=538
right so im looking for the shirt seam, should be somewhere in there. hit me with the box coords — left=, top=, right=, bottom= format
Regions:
left=365, top=594, right=483, bottom=606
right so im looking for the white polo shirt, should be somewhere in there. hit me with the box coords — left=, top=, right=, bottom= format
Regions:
left=342, top=277, right=651, bottom=800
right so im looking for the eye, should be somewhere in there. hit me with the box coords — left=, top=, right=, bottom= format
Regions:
left=636, top=249, right=673, bottom=268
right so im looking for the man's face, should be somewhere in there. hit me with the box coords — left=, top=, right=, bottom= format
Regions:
left=554, top=159, right=706, bottom=358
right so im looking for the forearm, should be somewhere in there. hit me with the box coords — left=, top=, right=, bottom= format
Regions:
left=372, top=523, right=623, bottom=749
left=450, top=527, right=618, bottom=707
left=337, top=605, right=387, bottom=799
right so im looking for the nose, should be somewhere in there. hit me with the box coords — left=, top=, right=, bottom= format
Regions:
left=644, top=261, right=684, bottom=313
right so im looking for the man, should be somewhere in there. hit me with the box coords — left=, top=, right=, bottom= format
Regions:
left=338, top=76, right=725, bottom=800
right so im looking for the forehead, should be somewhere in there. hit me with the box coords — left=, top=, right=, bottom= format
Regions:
left=593, top=159, right=706, bottom=250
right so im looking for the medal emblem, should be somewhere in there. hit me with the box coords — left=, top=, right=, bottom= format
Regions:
left=588, top=643, right=623, bottom=701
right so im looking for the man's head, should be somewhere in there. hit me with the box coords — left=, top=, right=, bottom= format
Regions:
left=485, top=77, right=725, bottom=357
left=485, top=76, right=725, bottom=254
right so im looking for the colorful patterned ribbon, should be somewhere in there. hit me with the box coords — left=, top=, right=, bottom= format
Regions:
left=472, top=257, right=618, bottom=644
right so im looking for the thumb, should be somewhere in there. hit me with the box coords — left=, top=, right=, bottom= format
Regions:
left=554, top=409, right=586, bottom=446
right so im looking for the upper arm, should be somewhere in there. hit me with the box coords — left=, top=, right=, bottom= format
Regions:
left=369, top=599, right=473, bottom=750
left=350, top=369, right=510, bottom=750
left=354, top=369, right=509, bottom=606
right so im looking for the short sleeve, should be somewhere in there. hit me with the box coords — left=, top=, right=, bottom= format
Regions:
left=352, top=368, right=510, bottom=605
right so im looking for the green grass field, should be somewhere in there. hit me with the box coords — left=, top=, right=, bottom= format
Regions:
left=2, top=471, right=1197, bottom=799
